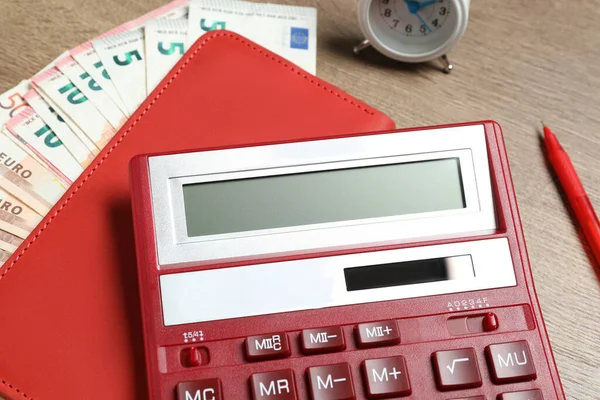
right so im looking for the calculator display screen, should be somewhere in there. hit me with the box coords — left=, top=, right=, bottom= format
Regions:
left=182, top=158, right=465, bottom=238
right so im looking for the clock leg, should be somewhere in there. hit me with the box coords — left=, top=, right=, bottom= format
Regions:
left=439, top=54, right=454, bottom=73
left=353, top=39, right=371, bottom=54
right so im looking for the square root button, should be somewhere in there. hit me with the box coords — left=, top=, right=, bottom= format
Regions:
left=307, top=363, right=355, bottom=400
left=486, top=341, right=536, bottom=384
left=431, top=348, right=482, bottom=391
left=362, top=356, right=411, bottom=398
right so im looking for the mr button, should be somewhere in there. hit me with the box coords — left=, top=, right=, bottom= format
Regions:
left=250, top=370, right=297, bottom=400
left=246, top=332, right=291, bottom=361
left=177, top=378, right=222, bottom=400
left=486, top=341, right=536, bottom=384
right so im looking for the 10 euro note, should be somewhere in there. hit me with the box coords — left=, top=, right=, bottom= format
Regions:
left=5, top=107, right=83, bottom=184
left=24, top=88, right=97, bottom=167
left=145, top=18, right=189, bottom=93
left=32, top=68, right=116, bottom=150
left=0, top=129, right=67, bottom=215
left=56, top=55, right=127, bottom=130
left=187, top=0, right=317, bottom=74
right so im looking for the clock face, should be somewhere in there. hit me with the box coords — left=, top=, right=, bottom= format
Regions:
left=378, top=0, right=452, bottom=37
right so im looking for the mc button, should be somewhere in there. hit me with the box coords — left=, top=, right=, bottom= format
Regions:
left=177, top=378, right=222, bottom=400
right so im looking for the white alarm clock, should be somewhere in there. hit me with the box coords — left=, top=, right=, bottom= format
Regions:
left=354, top=0, right=471, bottom=72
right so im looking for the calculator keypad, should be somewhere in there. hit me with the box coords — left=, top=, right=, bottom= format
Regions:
left=432, top=348, right=482, bottom=391
left=362, top=356, right=411, bottom=398
left=306, top=363, right=355, bottom=400
left=250, top=369, right=297, bottom=400
left=485, top=341, right=536, bottom=384
left=177, top=378, right=223, bottom=400
left=174, top=322, right=544, bottom=399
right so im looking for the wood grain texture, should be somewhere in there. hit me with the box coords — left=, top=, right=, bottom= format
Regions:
left=0, top=0, right=598, bottom=398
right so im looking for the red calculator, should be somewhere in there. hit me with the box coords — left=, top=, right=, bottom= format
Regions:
left=130, top=121, right=566, bottom=400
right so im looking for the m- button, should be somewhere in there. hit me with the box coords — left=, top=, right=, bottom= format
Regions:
left=307, top=363, right=355, bottom=400
left=246, top=332, right=291, bottom=362
left=177, top=378, right=223, bottom=400
left=485, top=341, right=536, bottom=384
left=356, top=320, right=400, bottom=348
left=362, top=356, right=411, bottom=398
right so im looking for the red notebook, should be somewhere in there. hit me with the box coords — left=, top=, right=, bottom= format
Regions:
left=0, top=31, right=394, bottom=400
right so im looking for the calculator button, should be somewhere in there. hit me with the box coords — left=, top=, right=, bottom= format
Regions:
left=177, top=378, right=222, bottom=400
left=485, top=341, right=536, bottom=384
left=448, top=397, right=485, bottom=400
left=307, top=363, right=355, bottom=400
left=246, top=332, right=291, bottom=361
left=432, top=348, right=482, bottom=391
left=362, top=356, right=411, bottom=398
left=356, top=320, right=400, bottom=348
left=301, top=326, right=345, bottom=355
left=250, top=369, right=297, bottom=400
left=497, top=389, right=543, bottom=400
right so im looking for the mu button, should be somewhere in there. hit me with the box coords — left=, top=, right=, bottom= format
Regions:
left=431, top=348, right=482, bottom=391
left=486, top=341, right=536, bottom=384
left=177, top=378, right=223, bottom=400
left=307, top=363, right=355, bottom=400
left=362, top=356, right=411, bottom=398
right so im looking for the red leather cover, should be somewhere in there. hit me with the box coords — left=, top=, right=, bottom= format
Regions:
left=0, top=31, right=395, bottom=400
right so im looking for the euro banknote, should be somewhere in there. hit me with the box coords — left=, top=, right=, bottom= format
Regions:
left=187, top=0, right=317, bottom=74
left=5, top=107, right=83, bottom=184
left=145, top=18, right=189, bottom=93
left=0, top=0, right=317, bottom=264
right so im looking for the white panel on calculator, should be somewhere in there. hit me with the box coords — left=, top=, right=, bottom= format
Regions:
left=149, top=124, right=495, bottom=266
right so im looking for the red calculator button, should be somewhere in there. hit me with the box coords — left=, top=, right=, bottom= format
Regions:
left=362, top=356, right=411, bottom=398
left=246, top=332, right=291, bottom=361
left=432, top=348, right=482, bottom=391
left=497, top=389, right=543, bottom=400
left=301, top=326, right=345, bottom=355
left=356, top=320, right=400, bottom=348
left=250, top=369, right=297, bottom=400
left=449, top=397, right=485, bottom=400
left=177, top=378, right=222, bottom=400
left=307, top=363, right=355, bottom=400
left=485, top=341, right=536, bottom=384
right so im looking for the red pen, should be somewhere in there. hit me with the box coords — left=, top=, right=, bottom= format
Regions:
left=542, top=123, right=600, bottom=266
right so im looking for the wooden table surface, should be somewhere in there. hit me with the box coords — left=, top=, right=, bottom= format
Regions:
left=1, top=0, right=599, bottom=399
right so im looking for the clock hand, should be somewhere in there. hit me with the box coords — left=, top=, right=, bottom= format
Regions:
left=415, top=11, right=433, bottom=32
left=416, top=0, right=437, bottom=9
